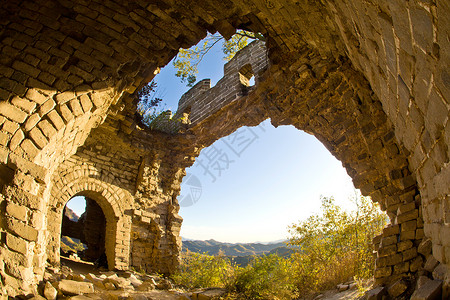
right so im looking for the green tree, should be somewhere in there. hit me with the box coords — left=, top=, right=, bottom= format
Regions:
left=173, top=30, right=265, bottom=86
left=135, top=80, right=165, bottom=126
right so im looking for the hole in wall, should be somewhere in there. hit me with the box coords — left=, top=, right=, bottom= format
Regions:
left=178, top=119, right=383, bottom=243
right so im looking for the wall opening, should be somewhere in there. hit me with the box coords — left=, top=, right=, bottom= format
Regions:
left=61, top=195, right=108, bottom=268
left=178, top=119, right=386, bottom=242
left=239, top=64, right=255, bottom=87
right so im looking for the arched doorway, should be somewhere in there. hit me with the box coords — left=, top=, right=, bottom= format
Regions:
left=61, top=196, right=108, bottom=267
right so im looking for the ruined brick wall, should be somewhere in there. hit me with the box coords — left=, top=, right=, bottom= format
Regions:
left=176, top=41, right=268, bottom=125
left=0, top=0, right=448, bottom=297
left=46, top=118, right=193, bottom=277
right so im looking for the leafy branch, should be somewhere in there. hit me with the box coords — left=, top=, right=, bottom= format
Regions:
left=173, top=30, right=265, bottom=87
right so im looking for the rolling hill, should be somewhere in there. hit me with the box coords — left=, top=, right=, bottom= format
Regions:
left=181, top=238, right=291, bottom=257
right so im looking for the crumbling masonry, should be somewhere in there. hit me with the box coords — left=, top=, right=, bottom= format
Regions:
left=0, top=0, right=449, bottom=298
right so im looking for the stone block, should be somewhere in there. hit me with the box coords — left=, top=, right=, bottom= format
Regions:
left=6, top=217, right=38, bottom=241
left=29, top=127, right=47, bottom=149
left=374, top=266, right=392, bottom=278
left=6, top=232, right=34, bottom=254
left=55, top=91, right=75, bottom=105
left=365, top=286, right=386, bottom=300
left=418, top=238, right=433, bottom=256
left=0, top=102, right=28, bottom=123
left=388, top=279, right=408, bottom=297
left=58, top=104, right=74, bottom=123
left=11, top=96, right=36, bottom=113
left=424, top=256, right=439, bottom=272
left=400, top=230, right=416, bottom=241
left=10, top=128, right=25, bottom=151
left=25, top=89, right=48, bottom=105
left=39, top=98, right=56, bottom=117
left=432, top=264, right=448, bottom=281
left=378, top=244, right=397, bottom=257
left=398, top=240, right=413, bottom=252
left=79, top=94, right=93, bottom=113
left=411, top=279, right=442, bottom=300
left=402, top=220, right=417, bottom=232
left=20, top=138, right=39, bottom=159
left=6, top=201, right=28, bottom=221
left=57, top=280, right=94, bottom=295
left=403, top=247, right=418, bottom=261
left=410, top=256, right=424, bottom=272
left=381, top=235, right=398, bottom=246
left=37, top=119, right=57, bottom=139
left=47, top=110, right=65, bottom=130
left=44, top=281, right=57, bottom=300
left=69, top=99, right=84, bottom=117
left=394, top=261, right=410, bottom=274
left=396, top=209, right=418, bottom=223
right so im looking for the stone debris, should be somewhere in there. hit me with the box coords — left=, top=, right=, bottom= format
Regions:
left=336, top=284, right=349, bottom=292
left=191, top=288, right=227, bottom=299
left=56, top=279, right=95, bottom=296
left=44, top=281, right=58, bottom=300
left=387, top=279, right=408, bottom=297
left=365, top=286, right=386, bottom=300
left=34, top=267, right=206, bottom=300
left=410, top=279, right=442, bottom=300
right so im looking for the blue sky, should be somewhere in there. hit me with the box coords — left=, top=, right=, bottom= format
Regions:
left=67, top=37, right=359, bottom=243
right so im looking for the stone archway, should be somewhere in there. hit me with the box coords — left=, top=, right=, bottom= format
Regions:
left=61, top=195, right=107, bottom=265
left=47, top=168, right=133, bottom=271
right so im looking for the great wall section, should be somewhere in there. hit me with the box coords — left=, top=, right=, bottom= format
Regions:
left=0, top=0, right=449, bottom=298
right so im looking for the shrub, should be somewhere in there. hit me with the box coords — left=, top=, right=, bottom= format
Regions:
left=172, top=251, right=236, bottom=289
left=233, top=254, right=297, bottom=300
left=288, top=194, right=386, bottom=295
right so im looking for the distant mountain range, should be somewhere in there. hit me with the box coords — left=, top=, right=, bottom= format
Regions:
left=64, top=207, right=80, bottom=222
left=181, top=238, right=292, bottom=257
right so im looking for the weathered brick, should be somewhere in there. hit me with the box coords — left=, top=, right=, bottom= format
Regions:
left=29, top=127, right=47, bottom=149
left=38, top=98, right=56, bottom=116
left=47, top=110, right=65, bottom=130
left=0, top=102, right=28, bottom=123
left=400, top=230, right=416, bottom=241
left=381, top=235, right=398, bottom=246
left=37, top=119, right=57, bottom=139
left=6, top=218, right=38, bottom=241
left=11, top=97, right=36, bottom=113
left=79, top=94, right=93, bottom=113
left=6, top=202, right=27, bottom=222
left=402, top=247, right=418, bottom=261
left=69, top=99, right=84, bottom=116
left=401, top=220, right=417, bottom=232
left=55, top=91, right=75, bottom=105
left=397, top=240, right=413, bottom=252
left=383, top=224, right=400, bottom=236
left=10, top=129, right=25, bottom=151
left=396, top=209, right=418, bottom=224
left=25, top=89, right=48, bottom=105
left=378, top=244, right=397, bottom=257
left=20, top=139, right=39, bottom=159
left=6, top=233, right=34, bottom=255
left=58, top=104, right=74, bottom=123
left=12, top=61, right=40, bottom=78
left=374, top=266, right=392, bottom=278
left=393, top=261, right=410, bottom=274
left=397, top=202, right=416, bottom=215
